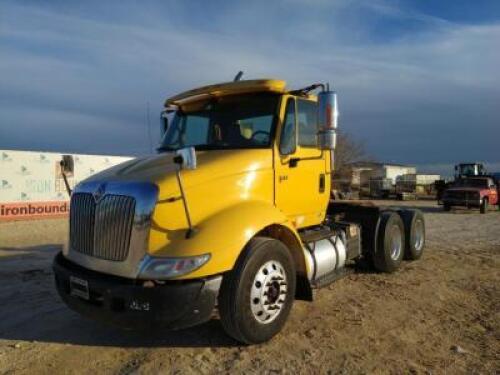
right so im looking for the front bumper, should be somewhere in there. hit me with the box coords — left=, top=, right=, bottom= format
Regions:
left=53, top=252, right=222, bottom=330
left=442, top=198, right=481, bottom=207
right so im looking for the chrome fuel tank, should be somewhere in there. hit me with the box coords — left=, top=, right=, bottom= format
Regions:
left=303, top=229, right=347, bottom=282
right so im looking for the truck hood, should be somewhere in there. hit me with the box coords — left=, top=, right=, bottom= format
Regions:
left=85, top=153, right=181, bottom=182
left=83, top=149, right=273, bottom=199
left=66, top=148, right=275, bottom=278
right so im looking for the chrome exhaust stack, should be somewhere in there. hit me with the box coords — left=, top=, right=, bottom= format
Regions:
left=317, top=85, right=339, bottom=171
left=317, top=88, right=338, bottom=150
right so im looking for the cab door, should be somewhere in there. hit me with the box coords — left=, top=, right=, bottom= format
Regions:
left=274, top=97, right=329, bottom=228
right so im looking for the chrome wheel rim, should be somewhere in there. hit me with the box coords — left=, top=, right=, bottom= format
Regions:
left=414, top=219, right=424, bottom=252
left=250, top=260, right=287, bottom=324
left=390, top=224, right=402, bottom=261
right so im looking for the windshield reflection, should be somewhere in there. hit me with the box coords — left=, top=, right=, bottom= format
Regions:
left=159, top=94, right=279, bottom=152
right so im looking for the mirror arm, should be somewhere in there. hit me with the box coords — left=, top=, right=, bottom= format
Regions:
left=59, top=161, right=72, bottom=197
left=173, top=150, right=198, bottom=239
left=288, top=149, right=325, bottom=168
left=289, top=158, right=300, bottom=168
left=175, top=166, right=196, bottom=239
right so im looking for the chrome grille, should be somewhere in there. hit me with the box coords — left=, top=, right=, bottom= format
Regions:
left=70, top=194, right=95, bottom=256
left=448, top=191, right=466, bottom=199
left=447, top=191, right=477, bottom=200
left=70, top=193, right=136, bottom=261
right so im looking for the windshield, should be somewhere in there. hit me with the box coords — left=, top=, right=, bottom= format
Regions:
left=458, top=164, right=478, bottom=175
left=159, top=94, right=279, bottom=151
left=454, top=178, right=489, bottom=188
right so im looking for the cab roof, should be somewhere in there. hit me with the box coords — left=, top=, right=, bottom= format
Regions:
left=164, top=79, right=286, bottom=107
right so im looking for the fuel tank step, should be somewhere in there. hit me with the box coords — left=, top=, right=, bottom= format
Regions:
left=311, top=267, right=354, bottom=289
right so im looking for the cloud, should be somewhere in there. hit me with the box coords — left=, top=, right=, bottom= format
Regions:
left=0, top=0, right=499, bottom=168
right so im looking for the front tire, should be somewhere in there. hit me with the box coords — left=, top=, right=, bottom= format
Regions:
left=480, top=198, right=488, bottom=214
left=218, top=237, right=296, bottom=344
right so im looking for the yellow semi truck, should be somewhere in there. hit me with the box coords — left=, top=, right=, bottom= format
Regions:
left=53, top=78, right=425, bottom=344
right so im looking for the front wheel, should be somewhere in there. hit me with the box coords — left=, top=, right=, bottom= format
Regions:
left=218, top=237, right=296, bottom=344
left=480, top=198, right=488, bottom=214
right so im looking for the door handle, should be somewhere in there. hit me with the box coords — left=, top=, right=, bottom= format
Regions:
left=319, top=174, right=325, bottom=193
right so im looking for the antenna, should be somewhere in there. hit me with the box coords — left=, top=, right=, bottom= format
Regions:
left=146, top=101, right=153, bottom=154
left=233, top=71, right=244, bottom=81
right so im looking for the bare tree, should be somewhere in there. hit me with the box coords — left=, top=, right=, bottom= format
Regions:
left=334, top=131, right=371, bottom=172
left=331, top=132, right=375, bottom=198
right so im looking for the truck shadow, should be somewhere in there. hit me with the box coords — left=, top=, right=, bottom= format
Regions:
left=0, top=245, right=239, bottom=348
left=13, top=316, right=237, bottom=348
left=2, top=314, right=238, bottom=348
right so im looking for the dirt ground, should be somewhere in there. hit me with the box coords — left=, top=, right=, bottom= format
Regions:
left=0, top=200, right=498, bottom=374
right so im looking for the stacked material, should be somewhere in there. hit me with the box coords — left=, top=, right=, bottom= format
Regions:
left=396, top=174, right=441, bottom=197
left=0, top=150, right=132, bottom=221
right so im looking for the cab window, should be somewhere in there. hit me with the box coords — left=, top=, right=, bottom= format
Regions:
left=179, top=115, right=209, bottom=146
left=297, top=99, right=318, bottom=147
left=279, top=99, right=296, bottom=155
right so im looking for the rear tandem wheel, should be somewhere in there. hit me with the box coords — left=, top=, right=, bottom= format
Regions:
left=373, top=211, right=405, bottom=273
left=398, top=209, right=425, bottom=260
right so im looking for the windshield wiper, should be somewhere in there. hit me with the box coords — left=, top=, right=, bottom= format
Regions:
left=156, top=145, right=176, bottom=153
left=195, top=144, right=230, bottom=150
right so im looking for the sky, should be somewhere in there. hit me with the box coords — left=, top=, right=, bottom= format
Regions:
left=1, top=0, right=499, bottom=175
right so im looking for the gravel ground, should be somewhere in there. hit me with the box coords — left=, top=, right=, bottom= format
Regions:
left=0, top=201, right=499, bottom=374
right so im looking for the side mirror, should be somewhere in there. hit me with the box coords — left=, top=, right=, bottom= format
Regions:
left=317, top=90, right=338, bottom=150
left=174, top=147, right=197, bottom=170
left=160, top=111, right=169, bottom=137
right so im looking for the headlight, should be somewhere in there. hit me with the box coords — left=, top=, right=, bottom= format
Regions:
left=138, top=254, right=210, bottom=279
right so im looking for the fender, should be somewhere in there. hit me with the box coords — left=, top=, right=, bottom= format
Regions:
left=148, top=200, right=304, bottom=280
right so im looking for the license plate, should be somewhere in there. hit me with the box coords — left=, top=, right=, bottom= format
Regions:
left=70, top=276, right=90, bottom=300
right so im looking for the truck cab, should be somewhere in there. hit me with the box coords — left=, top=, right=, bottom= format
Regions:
left=53, top=79, right=426, bottom=344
